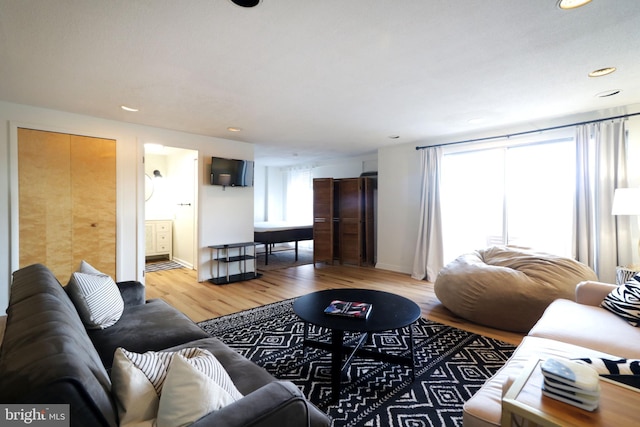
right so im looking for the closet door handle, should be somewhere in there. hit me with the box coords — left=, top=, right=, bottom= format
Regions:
left=314, top=218, right=326, bottom=223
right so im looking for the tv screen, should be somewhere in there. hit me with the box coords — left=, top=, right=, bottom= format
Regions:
left=210, top=157, right=254, bottom=187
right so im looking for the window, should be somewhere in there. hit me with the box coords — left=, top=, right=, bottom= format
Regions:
left=285, top=167, right=313, bottom=224
left=441, top=138, right=575, bottom=263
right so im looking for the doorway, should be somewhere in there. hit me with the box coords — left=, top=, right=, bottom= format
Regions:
left=144, top=145, right=198, bottom=270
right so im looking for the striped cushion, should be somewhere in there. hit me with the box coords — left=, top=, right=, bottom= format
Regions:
left=111, top=347, right=242, bottom=426
left=120, top=347, right=243, bottom=399
left=77, top=259, right=106, bottom=276
left=601, top=274, right=640, bottom=326
left=67, top=271, right=124, bottom=329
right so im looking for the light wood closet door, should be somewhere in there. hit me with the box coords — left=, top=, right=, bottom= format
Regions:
left=18, top=128, right=116, bottom=283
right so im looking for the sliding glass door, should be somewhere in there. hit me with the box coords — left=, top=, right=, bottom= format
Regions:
left=441, top=138, right=575, bottom=263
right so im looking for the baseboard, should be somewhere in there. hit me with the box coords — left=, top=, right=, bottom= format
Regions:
left=374, top=262, right=412, bottom=275
left=171, top=257, right=193, bottom=270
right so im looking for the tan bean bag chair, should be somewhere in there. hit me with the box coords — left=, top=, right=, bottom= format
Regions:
left=434, top=246, right=598, bottom=332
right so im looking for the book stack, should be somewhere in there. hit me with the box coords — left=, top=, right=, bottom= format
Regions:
left=540, top=358, right=600, bottom=411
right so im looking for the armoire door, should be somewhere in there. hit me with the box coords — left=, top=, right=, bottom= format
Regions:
left=18, top=128, right=116, bottom=283
left=313, top=178, right=334, bottom=264
left=363, top=177, right=375, bottom=265
left=339, top=178, right=363, bottom=265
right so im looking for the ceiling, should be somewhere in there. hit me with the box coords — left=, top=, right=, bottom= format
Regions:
left=0, top=0, right=639, bottom=166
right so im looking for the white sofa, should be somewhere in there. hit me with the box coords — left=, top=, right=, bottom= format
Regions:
left=463, top=280, right=640, bottom=427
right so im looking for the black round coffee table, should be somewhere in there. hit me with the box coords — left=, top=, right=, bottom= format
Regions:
left=293, top=288, right=421, bottom=402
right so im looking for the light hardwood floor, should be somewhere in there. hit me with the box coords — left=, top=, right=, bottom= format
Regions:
left=145, top=263, right=524, bottom=346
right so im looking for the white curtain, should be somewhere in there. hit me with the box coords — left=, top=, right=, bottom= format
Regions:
left=574, top=119, right=630, bottom=282
left=412, top=146, right=444, bottom=281
left=285, top=167, right=313, bottom=224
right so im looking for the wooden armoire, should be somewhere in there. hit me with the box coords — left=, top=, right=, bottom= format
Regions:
left=313, top=177, right=375, bottom=266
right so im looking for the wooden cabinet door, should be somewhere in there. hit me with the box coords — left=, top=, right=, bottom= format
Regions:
left=313, top=178, right=334, bottom=263
left=18, top=128, right=116, bottom=283
left=339, top=178, right=362, bottom=265
left=18, top=129, right=73, bottom=279
left=363, top=177, right=375, bottom=265
left=70, top=134, right=116, bottom=278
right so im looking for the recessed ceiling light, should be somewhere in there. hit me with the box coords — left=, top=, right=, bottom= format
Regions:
left=557, top=0, right=592, bottom=10
left=595, top=89, right=621, bottom=98
left=589, top=67, right=617, bottom=77
left=227, top=127, right=242, bottom=132
left=121, top=105, right=139, bottom=112
left=388, top=135, right=400, bottom=139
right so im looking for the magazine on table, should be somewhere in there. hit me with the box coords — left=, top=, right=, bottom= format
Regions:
left=324, top=300, right=372, bottom=319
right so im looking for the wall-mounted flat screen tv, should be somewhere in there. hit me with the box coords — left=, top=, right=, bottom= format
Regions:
left=210, top=157, right=254, bottom=187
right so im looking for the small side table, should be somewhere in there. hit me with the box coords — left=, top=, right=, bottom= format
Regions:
left=616, top=266, right=640, bottom=286
left=502, top=359, right=640, bottom=427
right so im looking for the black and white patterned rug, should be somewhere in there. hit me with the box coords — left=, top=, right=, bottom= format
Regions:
left=198, top=299, right=515, bottom=427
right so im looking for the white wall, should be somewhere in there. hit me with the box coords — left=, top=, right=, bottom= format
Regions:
left=376, top=108, right=640, bottom=276
left=145, top=154, right=173, bottom=220
left=376, top=144, right=421, bottom=273
left=253, top=164, right=267, bottom=222
left=0, top=100, right=254, bottom=312
left=312, top=155, right=377, bottom=179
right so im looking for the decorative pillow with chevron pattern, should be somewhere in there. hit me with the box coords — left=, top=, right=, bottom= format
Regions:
left=601, top=274, right=640, bottom=326
left=111, top=347, right=243, bottom=427
left=66, top=261, right=124, bottom=329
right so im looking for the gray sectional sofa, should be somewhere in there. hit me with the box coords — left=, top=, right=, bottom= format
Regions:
left=0, top=263, right=330, bottom=427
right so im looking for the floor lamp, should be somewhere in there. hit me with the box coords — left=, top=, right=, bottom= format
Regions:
left=611, top=188, right=640, bottom=282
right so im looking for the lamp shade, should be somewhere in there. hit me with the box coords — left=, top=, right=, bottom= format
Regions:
left=611, top=188, right=640, bottom=215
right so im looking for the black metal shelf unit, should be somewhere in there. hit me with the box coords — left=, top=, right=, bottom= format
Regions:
left=207, top=242, right=260, bottom=285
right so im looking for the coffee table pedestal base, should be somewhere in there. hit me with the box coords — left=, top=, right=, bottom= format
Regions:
left=302, top=323, right=416, bottom=402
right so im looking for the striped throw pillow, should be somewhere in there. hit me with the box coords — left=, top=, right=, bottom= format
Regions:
left=111, top=347, right=242, bottom=427
left=67, top=271, right=124, bottom=329
left=601, top=274, right=640, bottom=326
left=119, top=347, right=242, bottom=399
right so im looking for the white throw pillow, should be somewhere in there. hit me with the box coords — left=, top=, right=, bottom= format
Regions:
left=111, top=349, right=159, bottom=427
left=66, top=263, right=124, bottom=329
left=110, top=347, right=243, bottom=427
left=156, top=354, right=236, bottom=427
left=77, top=259, right=108, bottom=276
